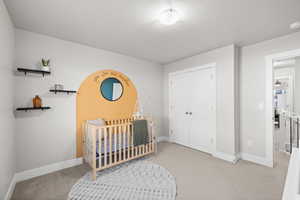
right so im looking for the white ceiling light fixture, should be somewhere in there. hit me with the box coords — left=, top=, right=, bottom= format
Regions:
left=159, top=8, right=180, bottom=25
left=290, top=22, right=300, bottom=30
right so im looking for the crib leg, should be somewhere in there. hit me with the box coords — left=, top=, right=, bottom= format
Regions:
left=154, top=137, right=158, bottom=154
left=92, top=169, right=97, bottom=181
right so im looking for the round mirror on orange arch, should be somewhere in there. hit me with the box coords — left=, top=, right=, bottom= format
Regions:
left=100, top=77, right=124, bottom=101
left=76, top=70, right=137, bottom=157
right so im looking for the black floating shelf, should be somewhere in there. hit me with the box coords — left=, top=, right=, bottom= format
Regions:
left=49, top=89, right=77, bottom=94
left=16, top=107, right=51, bottom=111
left=17, top=68, right=51, bottom=76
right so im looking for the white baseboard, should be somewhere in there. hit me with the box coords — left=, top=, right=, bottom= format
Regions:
left=4, top=175, right=17, bottom=200
left=213, top=152, right=239, bottom=164
left=240, top=153, right=273, bottom=167
left=157, top=136, right=169, bottom=142
left=14, top=157, right=83, bottom=183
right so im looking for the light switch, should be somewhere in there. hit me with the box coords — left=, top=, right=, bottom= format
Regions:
left=258, top=102, right=264, bottom=111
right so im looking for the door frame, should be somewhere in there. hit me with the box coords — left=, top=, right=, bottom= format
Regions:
left=265, top=48, right=300, bottom=168
left=274, top=67, right=295, bottom=113
left=168, top=63, right=217, bottom=154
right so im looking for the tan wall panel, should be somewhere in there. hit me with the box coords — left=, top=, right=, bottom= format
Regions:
left=76, top=70, right=137, bottom=157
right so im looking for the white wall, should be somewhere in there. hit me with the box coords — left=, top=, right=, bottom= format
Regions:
left=15, top=29, right=163, bottom=172
left=240, top=31, right=300, bottom=158
left=163, top=45, right=239, bottom=156
left=0, top=0, right=16, bottom=199
left=294, top=58, right=300, bottom=114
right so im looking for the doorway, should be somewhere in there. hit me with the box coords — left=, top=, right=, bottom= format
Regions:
left=266, top=49, right=300, bottom=167
left=273, top=67, right=295, bottom=154
left=169, top=63, right=216, bottom=154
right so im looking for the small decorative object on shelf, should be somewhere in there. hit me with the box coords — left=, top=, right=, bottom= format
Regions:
left=54, top=84, right=64, bottom=90
left=41, top=58, right=50, bottom=72
left=50, top=84, right=76, bottom=94
left=16, top=95, right=50, bottom=112
left=33, top=95, right=42, bottom=108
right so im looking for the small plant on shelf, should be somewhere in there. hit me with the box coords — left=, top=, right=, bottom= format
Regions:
left=41, top=58, right=50, bottom=72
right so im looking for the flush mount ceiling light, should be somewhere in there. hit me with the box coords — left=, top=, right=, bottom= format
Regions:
left=159, top=8, right=180, bottom=25
left=290, top=22, right=300, bottom=30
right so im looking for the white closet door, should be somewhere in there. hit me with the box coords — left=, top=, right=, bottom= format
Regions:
left=170, top=72, right=191, bottom=147
left=170, top=66, right=216, bottom=154
left=189, top=68, right=216, bottom=153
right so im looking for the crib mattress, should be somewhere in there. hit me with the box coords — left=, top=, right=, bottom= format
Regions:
left=96, top=134, right=129, bottom=158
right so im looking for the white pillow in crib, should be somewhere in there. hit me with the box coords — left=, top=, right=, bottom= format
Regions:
left=87, top=118, right=105, bottom=126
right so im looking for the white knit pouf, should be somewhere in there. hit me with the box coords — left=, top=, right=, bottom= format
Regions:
left=68, top=160, right=177, bottom=200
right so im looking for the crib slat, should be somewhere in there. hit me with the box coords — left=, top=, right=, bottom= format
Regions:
left=98, top=128, right=102, bottom=168
left=134, top=145, right=136, bottom=157
left=92, top=127, right=96, bottom=168
left=137, top=146, right=140, bottom=157
left=114, top=129, right=117, bottom=163
left=150, top=122, right=154, bottom=152
left=123, top=125, right=126, bottom=160
left=131, top=124, right=134, bottom=157
left=92, top=127, right=97, bottom=180
left=118, top=126, right=122, bottom=161
left=104, top=128, right=107, bottom=167
left=127, top=124, right=130, bottom=159
left=148, top=123, right=151, bottom=153
left=109, top=127, right=112, bottom=165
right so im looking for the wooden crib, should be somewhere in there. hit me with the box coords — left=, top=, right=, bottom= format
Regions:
left=83, top=116, right=156, bottom=180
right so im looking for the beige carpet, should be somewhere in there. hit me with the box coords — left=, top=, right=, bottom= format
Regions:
left=11, top=142, right=289, bottom=200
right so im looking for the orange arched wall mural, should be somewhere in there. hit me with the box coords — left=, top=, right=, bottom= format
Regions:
left=76, top=70, right=137, bottom=157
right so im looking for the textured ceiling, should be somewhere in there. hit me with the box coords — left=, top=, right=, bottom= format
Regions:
left=4, top=0, right=300, bottom=64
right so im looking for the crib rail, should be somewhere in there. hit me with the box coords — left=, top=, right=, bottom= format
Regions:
left=105, top=116, right=144, bottom=125
left=83, top=116, right=156, bottom=180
